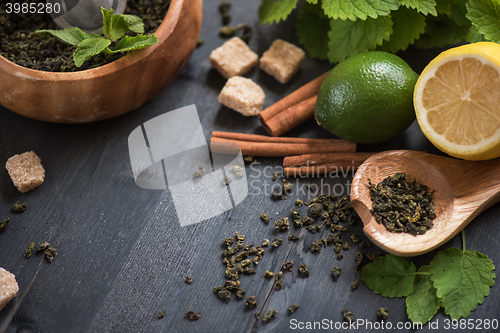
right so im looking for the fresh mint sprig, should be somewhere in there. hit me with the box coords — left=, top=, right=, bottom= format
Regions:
left=362, top=231, right=496, bottom=324
left=36, top=7, right=158, bottom=67
left=259, top=0, right=499, bottom=63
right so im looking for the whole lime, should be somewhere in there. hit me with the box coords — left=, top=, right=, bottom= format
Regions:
left=315, top=51, right=419, bottom=144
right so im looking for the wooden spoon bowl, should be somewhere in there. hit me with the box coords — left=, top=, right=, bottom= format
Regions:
left=351, top=150, right=500, bottom=257
left=0, top=0, right=202, bottom=123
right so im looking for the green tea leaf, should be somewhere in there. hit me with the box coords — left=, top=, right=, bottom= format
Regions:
left=296, top=3, right=330, bottom=60
left=73, top=37, right=112, bottom=67
left=406, top=265, right=440, bottom=324
left=362, top=254, right=417, bottom=298
left=122, top=14, right=145, bottom=34
left=35, top=27, right=90, bottom=46
left=327, top=15, right=392, bottom=63
left=109, top=34, right=159, bottom=53
left=399, top=0, right=438, bottom=16
left=429, top=248, right=495, bottom=320
left=259, top=0, right=299, bottom=24
left=435, top=0, right=452, bottom=14
left=321, top=0, right=399, bottom=21
left=467, top=0, right=500, bottom=43
left=378, top=6, right=426, bottom=53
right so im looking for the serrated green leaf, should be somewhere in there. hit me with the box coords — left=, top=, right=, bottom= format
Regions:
left=35, top=27, right=90, bottom=46
left=406, top=265, right=440, bottom=325
left=109, top=34, right=159, bottom=53
left=414, top=15, right=468, bottom=48
left=378, top=6, right=426, bottom=53
left=327, top=15, right=392, bottom=63
left=73, top=38, right=112, bottom=67
left=467, top=25, right=487, bottom=42
left=429, top=248, right=495, bottom=320
left=466, top=0, right=500, bottom=43
left=362, top=254, right=417, bottom=298
left=259, top=0, right=299, bottom=24
left=322, top=0, right=399, bottom=21
left=435, top=0, right=452, bottom=14
left=399, top=0, right=438, bottom=16
left=296, top=3, right=330, bottom=60
left=122, top=14, right=145, bottom=34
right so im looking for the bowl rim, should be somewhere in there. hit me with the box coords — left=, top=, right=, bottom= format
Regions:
left=0, top=0, right=184, bottom=80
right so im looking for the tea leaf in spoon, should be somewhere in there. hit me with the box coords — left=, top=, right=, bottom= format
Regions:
left=361, top=254, right=417, bottom=297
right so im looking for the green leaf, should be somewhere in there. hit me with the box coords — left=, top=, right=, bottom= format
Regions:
left=466, top=0, right=500, bottom=43
left=448, top=0, right=469, bottom=26
left=108, top=34, right=159, bottom=53
left=414, top=15, right=469, bottom=48
left=435, top=0, right=452, bottom=14
left=406, top=265, right=440, bottom=324
left=122, top=14, right=145, bottom=34
left=296, top=3, right=330, bottom=60
left=429, top=248, right=495, bottom=320
left=327, top=15, right=392, bottom=63
left=306, top=0, right=318, bottom=3
left=321, top=0, right=399, bottom=21
left=35, top=27, right=90, bottom=46
left=259, top=0, right=299, bottom=24
left=362, top=254, right=417, bottom=298
left=378, top=6, right=426, bottom=53
left=467, top=25, right=487, bottom=43
left=399, top=0, right=438, bottom=16
left=73, top=37, right=112, bottom=67
left=102, top=7, right=114, bottom=38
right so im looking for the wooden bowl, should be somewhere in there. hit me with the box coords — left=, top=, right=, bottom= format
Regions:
left=0, top=0, right=202, bottom=123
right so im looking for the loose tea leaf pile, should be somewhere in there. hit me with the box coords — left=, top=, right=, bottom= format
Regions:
left=369, top=173, right=436, bottom=235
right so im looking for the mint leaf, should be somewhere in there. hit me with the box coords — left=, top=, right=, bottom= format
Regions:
left=429, top=248, right=495, bottom=320
left=122, top=14, right=145, bottom=34
left=435, top=0, right=452, bottom=14
left=109, top=34, right=159, bottom=53
left=296, top=3, right=330, bottom=60
left=35, top=27, right=90, bottom=46
left=467, top=0, right=500, bottom=43
left=406, top=265, right=440, bottom=324
left=259, top=0, right=299, bottom=24
left=467, top=25, right=487, bottom=42
left=399, top=0, right=438, bottom=16
left=321, top=0, right=399, bottom=21
left=414, top=15, right=468, bottom=48
left=327, top=16, right=392, bottom=63
left=362, top=254, right=417, bottom=298
left=378, top=6, right=426, bottom=53
left=73, top=38, right=112, bottom=67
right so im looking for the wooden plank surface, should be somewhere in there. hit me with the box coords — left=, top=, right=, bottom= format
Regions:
left=1, top=1, right=499, bottom=332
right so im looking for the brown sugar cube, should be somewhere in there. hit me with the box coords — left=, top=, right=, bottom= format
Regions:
left=218, top=76, right=265, bottom=116
left=259, top=39, right=306, bottom=84
left=0, top=267, right=19, bottom=311
left=6, top=151, right=45, bottom=193
left=210, top=37, right=258, bottom=79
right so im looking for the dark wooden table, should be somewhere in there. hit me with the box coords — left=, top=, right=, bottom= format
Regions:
left=1, top=2, right=499, bottom=332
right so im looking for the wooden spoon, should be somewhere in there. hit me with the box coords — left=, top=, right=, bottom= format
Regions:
left=350, top=150, right=500, bottom=257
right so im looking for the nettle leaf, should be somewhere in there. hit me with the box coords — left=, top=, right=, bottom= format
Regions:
left=378, top=6, right=426, bottom=53
left=327, top=15, right=392, bottom=63
left=322, top=0, right=399, bottom=21
left=259, top=0, right=299, bottom=24
left=109, top=34, right=159, bottom=53
left=362, top=254, right=417, bottom=298
left=467, top=0, right=500, bottom=43
left=123, top=14, right=145, bottom=34
left=73, top=38, right=112, bottom=67
left=296, top=3, right=330, bottom=60
left=406, top=265, right=440, bottom=325
left=429, top=248, right=495, bottom=320
left=399, top=0, right=438, bottom=16
left=35, top=27, right=90, bottom=46
left=435, top=0, right=452, bottom=14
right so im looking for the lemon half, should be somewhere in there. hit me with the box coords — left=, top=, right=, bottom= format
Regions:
left=414, top=42, right=500, bottom=160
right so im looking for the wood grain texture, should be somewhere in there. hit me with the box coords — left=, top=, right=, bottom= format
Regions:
left=0, top=0, right=202, bottom=123
left=351, top=151, right=500, bottom=256
left=0, top=1, right=499, bottom=333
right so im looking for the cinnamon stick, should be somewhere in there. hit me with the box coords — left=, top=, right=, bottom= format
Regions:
left=283, top=152, right=378, bottom=177
left=210, top=132, right=356, bottom=157
left=258, top=72, right=328, bottom=136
